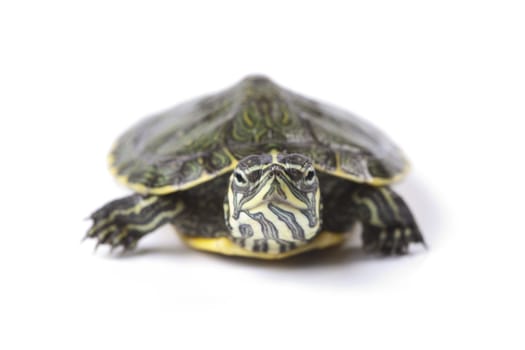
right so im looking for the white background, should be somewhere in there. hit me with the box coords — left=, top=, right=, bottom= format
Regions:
left=1, top=1, right=524, bottom=349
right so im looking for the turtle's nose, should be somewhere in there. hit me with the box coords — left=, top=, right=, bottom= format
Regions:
left=269, top=164, right=284, bottom=177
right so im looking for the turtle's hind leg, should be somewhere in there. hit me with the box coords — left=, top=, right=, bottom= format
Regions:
left=85, top=193, right=185, bottom=251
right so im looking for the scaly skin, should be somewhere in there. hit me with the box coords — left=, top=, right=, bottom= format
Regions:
left=86, top=172, right=424, bottom=256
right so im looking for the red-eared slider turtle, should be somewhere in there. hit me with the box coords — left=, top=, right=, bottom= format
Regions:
left=86, top=76, right=424, bottom=259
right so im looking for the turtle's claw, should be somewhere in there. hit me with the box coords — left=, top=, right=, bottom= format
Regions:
left=84, top=196, right=145, bottom=253
left=87, top=221, right=139, bottom=252
left=363, top=226, right=424, bottom=256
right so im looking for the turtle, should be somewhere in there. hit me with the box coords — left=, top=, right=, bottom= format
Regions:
left=85, top=75, right=425, bottom=259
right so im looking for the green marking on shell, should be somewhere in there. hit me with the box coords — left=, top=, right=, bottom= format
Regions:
left=110, top=75, right=408, bottom=194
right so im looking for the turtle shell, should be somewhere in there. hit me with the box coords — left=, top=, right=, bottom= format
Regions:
left=109, top=76, right=408, bottom=195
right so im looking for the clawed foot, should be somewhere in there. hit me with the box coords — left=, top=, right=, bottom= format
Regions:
left=85, top=196, right=145, bottom=252
left=363, top=225, right=426, bottom=255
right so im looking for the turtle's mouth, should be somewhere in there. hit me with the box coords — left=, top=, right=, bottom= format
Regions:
left=242, top=198, right=300, bottom=212
left=261, top=179, right=304, bottom=209
left=264, top=185, right=289, bottom=203
left=245, top=179, right=304, bottom=211
left=265, top=195, right=290, bottom=206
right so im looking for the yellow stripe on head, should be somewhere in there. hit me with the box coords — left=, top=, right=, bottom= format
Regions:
left=226, top=152, right=322, bottom=254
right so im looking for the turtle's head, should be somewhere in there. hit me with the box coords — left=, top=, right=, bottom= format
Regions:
left=225, top=153, right=321, bottom=254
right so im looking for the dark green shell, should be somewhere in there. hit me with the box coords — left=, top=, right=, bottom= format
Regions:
left=110, top=76, right=408, bottom=194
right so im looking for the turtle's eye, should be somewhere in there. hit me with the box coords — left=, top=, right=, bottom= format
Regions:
left=234, top=171, right=247, bottom=185
left=304, top=169, right=316, bottom=183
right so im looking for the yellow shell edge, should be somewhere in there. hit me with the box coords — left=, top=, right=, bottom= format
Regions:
left=108, top=139, right=410, bottom=194
left=107, top=145, right=238, bottom=195
left=314, top=154, right=411, bottom=187
left=177, top=231, right=347, bottom=260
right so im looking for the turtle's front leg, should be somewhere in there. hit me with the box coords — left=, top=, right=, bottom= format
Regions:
left=351, top=186, right=425, bottom=255
left=322, top=180, right=425, bottom=255
left=85, top=193, right=185, bottom=251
